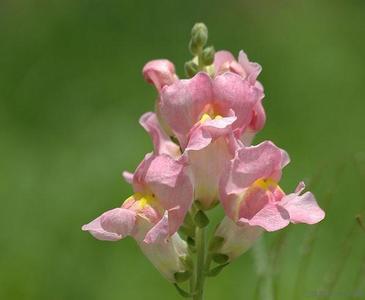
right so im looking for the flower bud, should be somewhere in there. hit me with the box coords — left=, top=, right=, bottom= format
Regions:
left=184, top=61, right=199, bottom=78
left=191, top=23, right=208, bottom=48
left=201, top=46, right=215, bottom=65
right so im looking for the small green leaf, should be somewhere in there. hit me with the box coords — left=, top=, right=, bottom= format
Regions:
left=206, top=263, right=230, bottom=277
left=173, top=284, right=193, bottom=298
left=174, top=271, right=192, bottom=283
left=194, top=210, right=209, bottom=228
left=212, top=253, right=229, bottom=264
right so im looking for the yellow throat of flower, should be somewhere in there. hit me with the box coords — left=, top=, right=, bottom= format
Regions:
left=252, top=178, right=278, bottom=191
left=199, top=113, right=223, bottom=124
left=133, top=192, right=157, bottom=209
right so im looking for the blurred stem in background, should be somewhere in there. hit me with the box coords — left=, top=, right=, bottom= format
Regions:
left=252, top=237, right=274, bottom=300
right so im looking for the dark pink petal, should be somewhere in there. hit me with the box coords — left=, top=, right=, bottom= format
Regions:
left=143, top=59, right=178, bottom=92
left=159, top=72, right=214, bottom=148
left=280, top=191, right=325, bottom=225
left=241, top=101, right=266, bottom=145
left=139, top=112, right=180, bottom=158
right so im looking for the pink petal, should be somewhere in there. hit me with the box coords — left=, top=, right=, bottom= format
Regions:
left=221, top=141, right=288, bottom=197
left=100, top=208, right=136, bottom=237
left=185, top=115, right=236, bottom=152
left=139, top=112, right=180, bottom=158
left=122, top=171, right=133, bottom=184
left=280, top=191, right=325, bottom=225
left=213, top=72, right=262, bottom=136
left=82, top=212, right=127, bottom=241
left=242, top=203, right=290, bottom=232
left=215, top=217, right=263, bottom=259
left=142, top=59, right=178, bottom=92
left=213, top=50, right=236, bottom=73
left=240, top=101, right=266, bottom=145
left=238, top=50, right=262, bottom=85
left=188, top=136, right=233, bottom=209
left=159, top=72, right=214, bottom=148
left=133, top=154, right=194, bottom=235
left=144, top=211, right=169, bottom=244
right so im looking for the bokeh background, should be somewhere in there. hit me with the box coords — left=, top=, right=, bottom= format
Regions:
left=1, top=0, right=365, bottom=299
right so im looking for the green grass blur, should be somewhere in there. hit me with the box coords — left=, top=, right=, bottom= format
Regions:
left=1, top=0, right=365, bottom=299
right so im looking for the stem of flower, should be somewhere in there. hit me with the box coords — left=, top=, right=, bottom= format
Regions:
left=193, top=226, right=206, bottom=300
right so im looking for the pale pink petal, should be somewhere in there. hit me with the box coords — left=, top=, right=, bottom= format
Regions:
left=213, top=50, right=236, bottom=73
left=138, top=233, right=188, bottom=282
left=295, top=181, right=306, bottom=193
left=185, top=115, right=236, bottom=152
left=139, top=112, right=180, bottom=158
left=215, top=217, right=263, bottom=260
left=142, top=59, right=178, bottom=92
left=122, top=171, right=133, bottom=184
left=82, top=214, right=123, bottom=241
left=280, top=191, right=325, bottom=224
left=238, top=50, right=262, bottom=85
left=213, top=72, right=262, bottom=136
left=188, top=136, right=233, bottom=209
left=100, top=208, right=136, bottom=237
left=242, top=203, right=290, bottom=232
left=159, top=72, right=213, bottom=148
left=144, top=211, right=169, bottom=244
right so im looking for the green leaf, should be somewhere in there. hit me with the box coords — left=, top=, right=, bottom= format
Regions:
left=173, top=284, right=193, bottom=298
left=206, top=263, right=229, bottom=277
left=212, top=253, right=229, bottom=264
left=174, top=271, right=192, bottom=283
left=194, top=210, right=209, bottom=228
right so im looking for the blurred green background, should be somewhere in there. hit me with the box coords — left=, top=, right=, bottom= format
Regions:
left=1, top=0, right=365, bottom=299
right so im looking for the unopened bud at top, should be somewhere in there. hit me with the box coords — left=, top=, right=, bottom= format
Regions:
left=184, top=61, right=199, bottom=78
left=191, top=23, right=208, bottom=49
left=201, top=46, right=215, bottom=65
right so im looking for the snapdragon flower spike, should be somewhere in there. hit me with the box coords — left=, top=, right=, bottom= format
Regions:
left=82, top=153, right=193, bottom=281
left=219, top=141, right=325, bottom=231
left=214, top=50, right=266, bottom=145
left=157, top=72, right=262, bottom=208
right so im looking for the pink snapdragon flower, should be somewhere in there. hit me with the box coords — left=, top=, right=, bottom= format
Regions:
left=219, top=141, right=325, bottom=231
left=82, top=154, right=193, bottom=281
left=156, top=72, right=262, bottom=208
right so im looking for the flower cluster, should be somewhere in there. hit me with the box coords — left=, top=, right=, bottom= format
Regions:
left=82, top=23, right=325, bottom=291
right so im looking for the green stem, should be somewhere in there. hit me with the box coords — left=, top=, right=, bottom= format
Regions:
left=193, top=226, right=206, bottom=300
